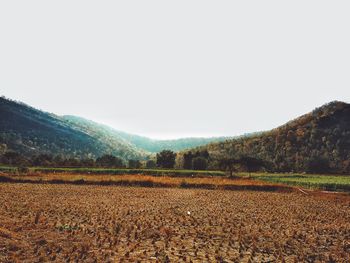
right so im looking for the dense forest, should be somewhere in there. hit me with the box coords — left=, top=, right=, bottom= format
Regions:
left=179, top=101, right=350, bottom=174
left=0, top=97, right=227, bottom=163
left=1, top=97, right=349, bottom=174
left=0, top=97, right=148, bottom=160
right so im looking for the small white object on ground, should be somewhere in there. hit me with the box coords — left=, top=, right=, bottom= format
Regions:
left=187, top=211, right=191, bottom=215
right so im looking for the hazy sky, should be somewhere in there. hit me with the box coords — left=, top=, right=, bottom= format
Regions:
left=1, top=1, right=349, bottom=139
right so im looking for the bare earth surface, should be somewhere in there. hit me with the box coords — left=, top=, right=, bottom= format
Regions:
left=0, top=183, right=349, bottom=262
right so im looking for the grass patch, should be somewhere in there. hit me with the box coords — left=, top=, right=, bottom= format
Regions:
left=0, top=166, right=225, bottom=177
left=0, top=173, right=293, bottom=192
left=2, top=165, right=349, bottom=192
left=243, top=173, right=350, bottom=192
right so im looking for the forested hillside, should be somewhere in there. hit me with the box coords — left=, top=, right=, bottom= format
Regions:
left=2, top=96, right=349, bottom=173
left=181, top=101, right=350, bottom=174
left=63, top=115, right=229, bottom=153
left=0, top=97, right=228, bottom=164
left=0, top=97, right=147, bottom=160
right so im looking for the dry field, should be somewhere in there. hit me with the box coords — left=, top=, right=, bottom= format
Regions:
left=0, top=173, right=293, bottom=192
left=0, top=183, right=349, bottom=262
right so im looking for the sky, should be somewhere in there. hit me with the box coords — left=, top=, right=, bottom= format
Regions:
left=1, top=1, right=349, bottom=139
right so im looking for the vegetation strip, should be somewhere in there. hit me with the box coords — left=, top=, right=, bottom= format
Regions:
left=0, top=166, right=225, bottom=177
left=246, top=173, right=350, bottom=192
left=0, top=175, right=293, bottom=192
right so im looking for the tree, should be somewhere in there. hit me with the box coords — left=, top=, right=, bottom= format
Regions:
left=238, top=156, right=266, bottom=176
left=128, top=159, right=142, bottom=169
left=146, top=160, right=156, bottom=169
left=1, top=151, right=28, bottom=166
left=183, top=150, right=210, bottom=170
left=80, top=158, right=95, bottom=167
left=219, top=158, right=240, bottom=177
left=192, top=157, right=208, bottom=170
left=156, top=150, right=176, bottom=169
left=183, top=151, right=194, bottom=169
left=96, top=154, right=124, bottom=168
left=199, top=150, right=210, bottom=159
left=305, top=156, right=330, bottom=174
left=64, top=158, right=80, bottom=167
left=52, top=155, right=64, bottom=167
left=32, top=154, right=53, bottom=167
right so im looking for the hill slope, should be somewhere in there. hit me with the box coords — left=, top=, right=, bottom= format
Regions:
left=0, top=97, right=147, bottom=160
left=0, top=97, right=229, bottom=160
left=183, top=101, right=350, bottom=173
left=63, top=115, right=229, bottom=153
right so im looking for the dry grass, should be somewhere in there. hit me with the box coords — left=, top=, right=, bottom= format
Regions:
left=0, top=183, right=349, bottom=262
left=0, top=173, right=293, bottom=192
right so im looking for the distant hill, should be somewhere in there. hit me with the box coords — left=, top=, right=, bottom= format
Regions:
left=63, top=115, right=230, bottom=153
left=0, top=97, right=147, bottom=160
left=182, top=101, right=350, bottom=173
left=0, top=97, right=229, bottom=160
left=3, top=96, right=349, bottom=173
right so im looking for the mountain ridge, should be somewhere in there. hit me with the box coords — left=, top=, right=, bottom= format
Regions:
left=0, top=96, right=229, bottom=159
left=180, top=100, right=350, bottom=173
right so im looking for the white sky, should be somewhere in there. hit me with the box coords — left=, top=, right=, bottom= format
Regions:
left=1, top=1, right=349, bottom=139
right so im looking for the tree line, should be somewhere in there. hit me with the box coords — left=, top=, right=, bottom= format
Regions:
left=0, top=151, right=170, bottom=169
left=0, top=148, right=336, bottom=175
left=0, top=151, right=142, bottom=169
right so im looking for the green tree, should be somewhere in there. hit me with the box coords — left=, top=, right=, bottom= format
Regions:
left=306, top=156, right=330, bottom=174
left=146, top=160, right=156, bottom=169
left=192, top=157, right=208, bottom=170
left=1, top=151, right=28, bottom=166
left=238, top=156, right=266, bottom=176
left=64, top=158, right=80, bottom=167
left=183, top=151, right=194, bottom=169
left=52, top=155, right=64, bottom=167
left=128, top=159, right=142, bottom=169
left=199, top=150, right=210, bottom=159
left=80, top=158, right=95, bottom=167
left=96, top=154, right=124, bottom=168
left=219, top=158, right=239, bottom=177
left=32, top=154, right=53, bottom=167
left=156, top=150, right=176, bottom=169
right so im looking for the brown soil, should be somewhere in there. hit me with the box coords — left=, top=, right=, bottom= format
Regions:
left=0, top=183, right=349, bottom=262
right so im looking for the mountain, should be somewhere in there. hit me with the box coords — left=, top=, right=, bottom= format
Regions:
left=181, top=101, right=350, bottom=173
left=63, top=115, right=230, bottom=153
left=3, top=96, right=349, bottom=172
left=0, top=97, right=147, bottom=160
left=0, top=97, right=229, bottom=160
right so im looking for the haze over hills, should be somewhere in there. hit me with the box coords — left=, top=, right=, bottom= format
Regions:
left=63, top=115, right=230, bottom=153
left=182, top=101, right=350, bottom=173
left=0, top=97, right=229, bottom=160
